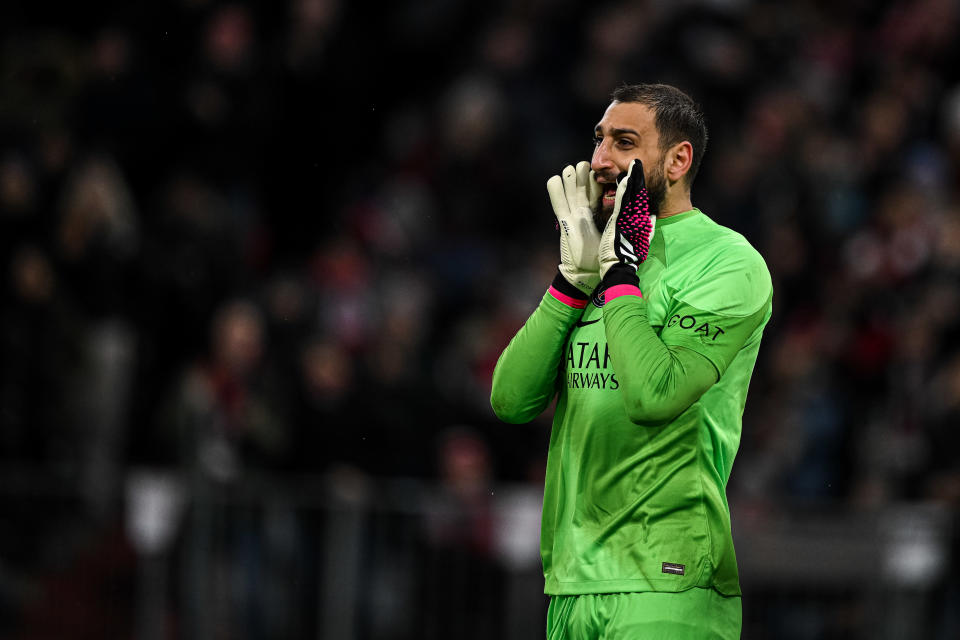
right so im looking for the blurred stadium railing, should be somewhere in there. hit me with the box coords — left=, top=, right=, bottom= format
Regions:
left=1, top=468, right=955, bottom=639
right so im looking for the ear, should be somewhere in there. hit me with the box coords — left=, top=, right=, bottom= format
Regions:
left=665, top=141, right=693, bottom=184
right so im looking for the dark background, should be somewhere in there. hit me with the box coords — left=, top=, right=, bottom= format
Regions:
left=3, top=0, right=960, bottom=638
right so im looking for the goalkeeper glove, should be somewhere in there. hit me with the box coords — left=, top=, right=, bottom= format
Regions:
left=598, top=159, right=656, bottom=296
left=547, top=161, right=602, bottom=296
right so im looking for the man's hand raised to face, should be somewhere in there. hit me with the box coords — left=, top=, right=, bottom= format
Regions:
left=547, top=161, right=603, bottom=295
left=598, top=159, right=657, bottom=292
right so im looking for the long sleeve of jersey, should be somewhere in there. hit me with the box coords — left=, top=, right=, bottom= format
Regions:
left=603, top=284, right=771, bottom=426
left=603, top=294, right=717, bottom=425
left=490, top=292, right=582, bottom=424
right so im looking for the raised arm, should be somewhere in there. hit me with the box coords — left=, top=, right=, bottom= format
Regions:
left=492, top=161, right=603, bottom=423
left=603, top=292, right=768, bottom=425
left=490, top=279, right=584, bottom=423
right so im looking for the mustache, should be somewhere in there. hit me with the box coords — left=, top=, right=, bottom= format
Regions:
left=594, top=170, right=620, bottom=185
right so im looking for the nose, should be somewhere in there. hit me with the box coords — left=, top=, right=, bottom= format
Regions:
left=591, top=140, right=613, bottom=175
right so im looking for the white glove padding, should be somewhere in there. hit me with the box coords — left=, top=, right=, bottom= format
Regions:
left=598, top=159, right=657, bottom=280
left=547, top=161, right=602, bottom=294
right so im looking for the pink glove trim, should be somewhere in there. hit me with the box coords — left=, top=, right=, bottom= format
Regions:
left=605, top=284, right=643, bottom=302
left=548, top=286, right=589, bottom=309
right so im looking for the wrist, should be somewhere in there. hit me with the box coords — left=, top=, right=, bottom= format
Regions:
left=600, top=265, right=642, bottom=303
left=558, top=264, right=599, bottom=296
left=549, top=270, right=590, bottom=309
left=601, top=264, right=638, bottom=288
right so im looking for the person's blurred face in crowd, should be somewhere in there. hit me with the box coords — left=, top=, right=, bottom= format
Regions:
left=591, top=101, right=669, bottom=223
left=213, top=301, right=264, bottom=378
left=301, top=338, right=352, bottom=402
left=440, top=429, right=491, bottom=499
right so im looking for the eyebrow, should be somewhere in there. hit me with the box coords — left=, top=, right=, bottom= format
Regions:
left=594, top=125, right=641, bottom=138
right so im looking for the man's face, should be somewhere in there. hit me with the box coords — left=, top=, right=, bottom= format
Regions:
left=591, top=101, right=667, bottom=221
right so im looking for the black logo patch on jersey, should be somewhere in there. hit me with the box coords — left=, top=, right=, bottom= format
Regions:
left=591, top=286, right=606, bottom=308
left=661, top=562, right=685, bottom=576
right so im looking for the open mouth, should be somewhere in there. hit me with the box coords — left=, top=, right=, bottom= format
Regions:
left=601, top=184, right=617, bottom=208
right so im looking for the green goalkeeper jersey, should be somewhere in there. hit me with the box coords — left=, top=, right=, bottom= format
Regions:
left=491, top=208, right=772, bottom=597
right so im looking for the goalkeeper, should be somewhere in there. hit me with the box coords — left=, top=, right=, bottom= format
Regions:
left=491, top=83, right=772, bottom=639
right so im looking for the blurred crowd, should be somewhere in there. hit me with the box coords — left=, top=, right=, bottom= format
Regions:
left=4, top=0, right=960, bottom=636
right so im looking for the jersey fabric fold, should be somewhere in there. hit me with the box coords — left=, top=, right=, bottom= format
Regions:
left=491, top=208, right=772, bottom=597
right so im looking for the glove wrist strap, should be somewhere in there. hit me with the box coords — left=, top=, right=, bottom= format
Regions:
left=599, top=265, right=642, bottom=303
left=601, top=265, right=639, bottom=288
left=549, top=271, right=590, bottom=309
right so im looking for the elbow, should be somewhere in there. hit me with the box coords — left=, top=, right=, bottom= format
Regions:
left=490, top=391, right=534, bottom=424
left=490, top=365, right=549, bottom=424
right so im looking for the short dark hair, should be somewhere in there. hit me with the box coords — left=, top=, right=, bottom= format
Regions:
left=611, top=83, right=708, bottom=185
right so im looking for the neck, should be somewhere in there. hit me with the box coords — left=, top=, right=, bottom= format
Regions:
left=658, top=190, right=693, bottom=219
left=657, top=182, right=693, bottom=219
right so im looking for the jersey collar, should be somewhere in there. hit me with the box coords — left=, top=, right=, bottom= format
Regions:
left=656, top=208, right=701, bottom=227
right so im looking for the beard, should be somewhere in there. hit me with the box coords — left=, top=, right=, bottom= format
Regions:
left=645, top=163, right=667, bottom=217
left=594, top=161, right=667, bottom=230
